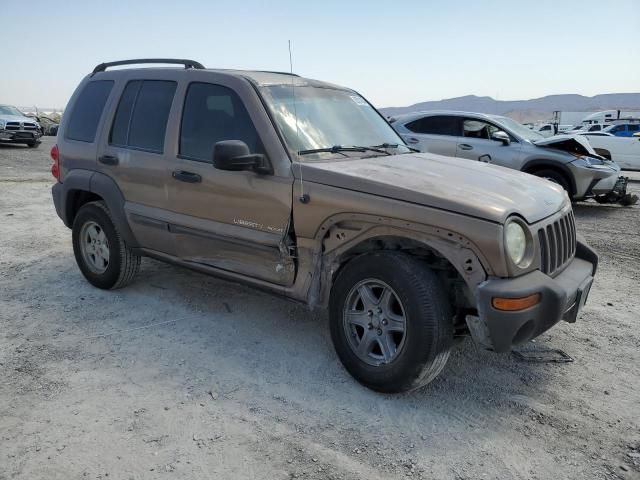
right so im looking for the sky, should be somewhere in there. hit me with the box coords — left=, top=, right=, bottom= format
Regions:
left=2, top=0, right=639, bottom=109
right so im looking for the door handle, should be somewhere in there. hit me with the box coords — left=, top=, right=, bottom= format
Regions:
left=98, top=155, right=119, bottom=166
left=458, top=144, right=473, bottom=151
left=172, top=170, right=202, bottom=183
left=406, top=137, right=419, bottom=144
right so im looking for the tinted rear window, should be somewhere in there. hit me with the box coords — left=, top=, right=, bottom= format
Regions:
left=66, top=80, right=114, bottom=143
left=110, top=80, right=176, bottom=153
left=405, top=115, right=461, bottom=136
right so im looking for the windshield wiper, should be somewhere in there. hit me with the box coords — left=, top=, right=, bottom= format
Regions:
left=298, top=145, right=390, bottom=156
left=371, top=142, right=419, bottom=153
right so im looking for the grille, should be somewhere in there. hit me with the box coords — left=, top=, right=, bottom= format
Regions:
left=5, top=122, right=37, bottom=131
left=538, top=210, right=576, bottom=276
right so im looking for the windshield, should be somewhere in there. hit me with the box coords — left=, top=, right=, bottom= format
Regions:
left=490, top=115, right=544, bottom=141
left=259, top=85, right=410, bottom=159
left=0, top=105, right=24, bottom=116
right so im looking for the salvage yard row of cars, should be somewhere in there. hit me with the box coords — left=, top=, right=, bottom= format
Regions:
left=46, top=58, right=611, bottom=393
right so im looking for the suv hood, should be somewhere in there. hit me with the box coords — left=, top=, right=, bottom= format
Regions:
left=533, top=134, right=603, bottom=159
left=0, top=114, right=37, bottom=123
left=299, top=153, right=567, bottom=224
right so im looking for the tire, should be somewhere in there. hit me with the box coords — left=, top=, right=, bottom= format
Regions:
left=329, top=251, right=452, bottom=393
left=72, top=201, right=140, bottom=289
left=26, top=141, right=38, bottom=148
left=531, top=169, right=570, bottom=194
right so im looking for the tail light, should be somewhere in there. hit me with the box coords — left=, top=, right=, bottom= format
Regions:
left=50, top=144, right=60, bottom=180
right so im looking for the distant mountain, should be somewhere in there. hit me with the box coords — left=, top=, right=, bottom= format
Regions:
left=379, top=93, right=640, bottom=123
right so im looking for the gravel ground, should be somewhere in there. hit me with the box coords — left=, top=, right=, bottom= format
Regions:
left=1, top=137, right=639, bottom=480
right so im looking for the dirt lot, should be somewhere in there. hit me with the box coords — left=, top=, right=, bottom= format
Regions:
left=1, top=137, right=639, bottom=480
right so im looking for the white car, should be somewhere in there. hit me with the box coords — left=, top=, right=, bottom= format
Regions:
left=578, top=132, right=640, bottom=171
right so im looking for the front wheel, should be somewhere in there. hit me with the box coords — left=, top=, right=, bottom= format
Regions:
left=329, top=252, right=452, bottom=393
left=531, top=169, right=570, bottom=194
left=72, top=201, right=140, bottom=289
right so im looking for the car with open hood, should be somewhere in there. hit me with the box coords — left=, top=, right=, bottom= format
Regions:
left=51, top=59, right=599, bottom=393
left=390, top=111, right=633, bottom=204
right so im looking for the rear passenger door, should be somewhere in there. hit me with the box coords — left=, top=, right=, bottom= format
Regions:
left=97, top=78, right=178, bottom=255
left=167, top=80, right=294, bottom=286
left=399, top=115, right=462, bottom=156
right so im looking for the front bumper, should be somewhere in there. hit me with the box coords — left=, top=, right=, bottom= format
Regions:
left=468, top=238, right=598, bottom=353
left=0, top=129, right=42, bottom=143
left=569, top=161, right=620, bottom=199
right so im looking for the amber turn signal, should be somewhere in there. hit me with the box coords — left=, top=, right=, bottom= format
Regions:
left=492, top=293, right=541, bottom=311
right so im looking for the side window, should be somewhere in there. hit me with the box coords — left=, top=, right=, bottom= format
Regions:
left=463, top=119, right=500, bottom=139
left=66, top=80, right=114, bottom=143
left=540, top=125, right=551, bottom=131
left=179, top=82, right=263, bottom=162
left=110, top=80, right=177, bottom=153
left=628, top=124, right=639, bottom=132
left=405, top=115, right=461, bottom=136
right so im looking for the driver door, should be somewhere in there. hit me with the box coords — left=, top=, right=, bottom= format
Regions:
left=166, top=80, right=294, bottom=286
left=455, top=118, right=521, bottom=168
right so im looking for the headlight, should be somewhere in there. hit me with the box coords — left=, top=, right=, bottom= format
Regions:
left=572, top=157, right=610, bottom=169
left=505, top=220, right=530, bottom=267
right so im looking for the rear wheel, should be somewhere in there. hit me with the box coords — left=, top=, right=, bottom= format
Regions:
left=329, top=252, right=452, bottom=393
left=72, top=201, right=140, bottom=289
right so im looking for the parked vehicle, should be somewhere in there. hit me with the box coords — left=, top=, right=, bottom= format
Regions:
left=579, top=132, right=640, bottom=171
left=603, top=123, right=640, bottom=137
left=532, top=123, right=571, bottom=137
left=0, top=104, right=43, bottom=147
left=576, top=132, right=614, bottom=137
left=534, top=123, right=555, bottom=137
left=52, top=59, right=599, bottom=393
left=36, top=115, right=60, bottom=136
left=570, top=123, right=609, bottom=134
left=390, top=111, right=632, bottom=204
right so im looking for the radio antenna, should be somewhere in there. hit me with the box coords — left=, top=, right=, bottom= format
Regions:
left=289, top=40, right=309, bottom=204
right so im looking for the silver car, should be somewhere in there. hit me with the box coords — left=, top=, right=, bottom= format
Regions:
left=0, top=104, right=43, bottom=148
left=390, top=111, right=631, bottom=204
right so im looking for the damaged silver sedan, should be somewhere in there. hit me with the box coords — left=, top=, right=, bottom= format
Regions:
left=391, top=111, right=636, bottom=205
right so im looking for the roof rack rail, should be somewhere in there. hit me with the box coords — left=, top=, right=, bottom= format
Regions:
left=254, top=70, right=300, bottom=77
left=92, top=58, right=205, bottom=74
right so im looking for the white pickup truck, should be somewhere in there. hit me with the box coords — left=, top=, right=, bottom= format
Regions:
left=578, top=132, right=640, bottom=171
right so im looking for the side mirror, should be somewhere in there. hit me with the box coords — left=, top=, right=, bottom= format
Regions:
left=212, top=140, right=273, bottom=175
left=491, top=131, right=511, bottom=145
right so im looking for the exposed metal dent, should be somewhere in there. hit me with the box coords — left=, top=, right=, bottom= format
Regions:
left=308, top=213, right=489, bottom=308
left=534, top=135, right=605, bottom=159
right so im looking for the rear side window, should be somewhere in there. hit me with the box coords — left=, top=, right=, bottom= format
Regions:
left=110, top=80, right=177, bottom=153
left=628, top=124, right=639, bottom=132
left=405, top=115, right=462, bottom=136
left=179, top=82, right=263, bottom=162
left=66, top=80, right=114, bottom=143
